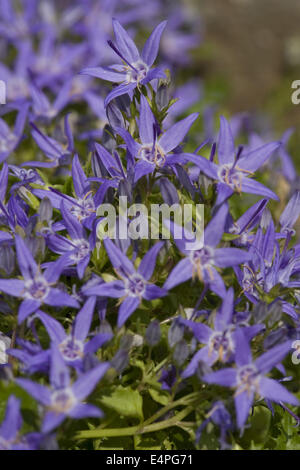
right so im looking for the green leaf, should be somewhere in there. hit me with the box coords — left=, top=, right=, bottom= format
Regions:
left=239, top=405, right=271, bottom=448
left=100, top=386, right=144, bottom=421
left=148, top=386, right=169, bottom=406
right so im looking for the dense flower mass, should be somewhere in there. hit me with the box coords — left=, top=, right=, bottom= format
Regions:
left=0, top=0, right=299, bottom=451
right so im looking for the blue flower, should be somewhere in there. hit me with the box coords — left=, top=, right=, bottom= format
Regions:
left=80, top=19, right=167, bottom=107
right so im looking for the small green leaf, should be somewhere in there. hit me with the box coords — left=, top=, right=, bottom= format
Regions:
left=100, top=386, right=144, bottom=421
left=148, top=387, right=169, bottom=406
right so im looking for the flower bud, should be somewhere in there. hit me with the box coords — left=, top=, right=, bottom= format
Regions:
left=168, top=319, right=184, bottom=348
left=38, top=197, right=53, bottom=222
left=156, top=83, right=170, bottom=111
left=173, top=339, right=189, bottom=366
left=0, top=245, right=15, bottom=275
left=111, top=349, right=129, bottom=373
left=106, top=102, right=125, bottom=129
left=145, top=320, right=161, bottom=346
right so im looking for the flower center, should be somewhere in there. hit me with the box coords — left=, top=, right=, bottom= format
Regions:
left=237, top=364, right=259, bottom=394
left=24, top=276, right=50, bottom=301
left=139, top=143, right=166, bottom=167
left=70, top=239, right=90, bottom=262
left=0, top=437, right=10, bottom=450
left=51, top=388, right=76, bottom=413
left=70, top=197, right=95, bottom=221
left=59, top=336, right=84, bottom=361
left=126, top=61, right=148, bottom=84
left=125, top=273, right=146, bottom=297
left=208, top=330, right=234, bottom=362
left=0, top=134, right=16, bottom=152
left=190, top=246, right=214, bottom=281
left=8, top=77, right=29, bottom=101
left=218, top=164, right=244, bottom=192
left=19, top=168, right=36, bottom=181
left=241, top=266, right=263, bottom=297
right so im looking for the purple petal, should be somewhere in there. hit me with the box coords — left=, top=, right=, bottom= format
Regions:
left=0, top=396, right=21, bottom=440
left=45, top=288, right=79, bottom=309
left=214, top=248, right=251, bottom=268
left=117, top=296, right=140, bottom=327
left=218, top=116, right=235, bottom=165
left=134, top=160, right=154, bottom=182
left=280, top=191, right=300, bottom=230
left=235, top=390, right=254, bottom=429
left=42, top=411, right=65, bottom=434
left=64, top=114, right=74, bottom=152
left=138, top=241, right=164, bottom=280
left=159, top=113, right=199, bottom=153
left=208, top=269, right=227, bottom=298
left=139, top=95, right=156, bottom=144
left=72, top=362, right=110, bottom=401
left=140, top=67, right=166, bottom=85
left=18, top=299, right=40, bottom=323
left=240, top=177, right=279, bottom=200
left=0, top=279, right=24, bottom=297
left=214, top=183, right=233, bottom=207
left=69, top=403, right=103, bottom=419
left=182, top=346, right=216, bottom=378
left=95, top=142, right=120, bottom=177
left=203, top=368, right=237, bottom=387
left=16, top=378, right=51, bottom=406
left=30, top=123, right=62, bottom=160
left=112, top=18, right=140, bottom=63
left=14, top=103, right=29, bottom=136
left=255, top=341, right=292, bottom=374
left=0, top=162, right=8, bottom=202
left=104, top=238, right=135, bottom=274
left=15, top=235, right=38, bottom=279
left=259, top=377, right=299, bottom=406
left=104, top=83, right=136, bottom=108
left=238, top=142, right=280, bottom=173
left=74, top=296, right=96, bottom=341
left=163, top=258, right=192, bottom=290
left=115, top=126, right=140, bottom=157
left=181, top=319, right=212, bottom=343
left=44, top=255, right=70, bottom=284
left=214, top=288, right=234, bottom=330
left=80, top=66, right=125, bottom=83
left=235, top=328, right=252, bottom=366
left=84, top=280, right=125, bottom=298
left=236, top=198, right=268, bottom=235
left=141, top=20, right=167, bottom=66
left=60, top=201, right=84, bottom=240
left=50, top=346, right=70, bottom=389
left=72, top=154, right=89, bottom=198
left=37, top=310, right=66, bottom=343
left=280, top=147, right=296, bottom=182
left=32, top=189, right=73, bottom=209
left=84, top=333, right=113, bottom=354
left=77, top=255, right=90, bottom=279
left=144, top=284, right=167, bottom=300
left=204, top=203, right=228, bottom=248
left=181, top=153, right=218, bottom=180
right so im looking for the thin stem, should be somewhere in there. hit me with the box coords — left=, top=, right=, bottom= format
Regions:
left=141, top=392, right=200, bottom=428
left=75, top=406, right=194, bottom=440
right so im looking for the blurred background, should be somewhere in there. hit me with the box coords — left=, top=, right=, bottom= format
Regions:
left=2, top=0, right=300, bottom=171
left=190, top=0, right=300, bottom=134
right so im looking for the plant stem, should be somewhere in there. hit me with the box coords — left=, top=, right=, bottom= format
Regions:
left=141, top=392, right=199, bottom=428
left=75, top=406, right=194, bottom=440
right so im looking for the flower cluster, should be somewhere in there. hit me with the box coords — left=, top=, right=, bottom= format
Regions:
left=0, top=0, right=299, bottom=451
